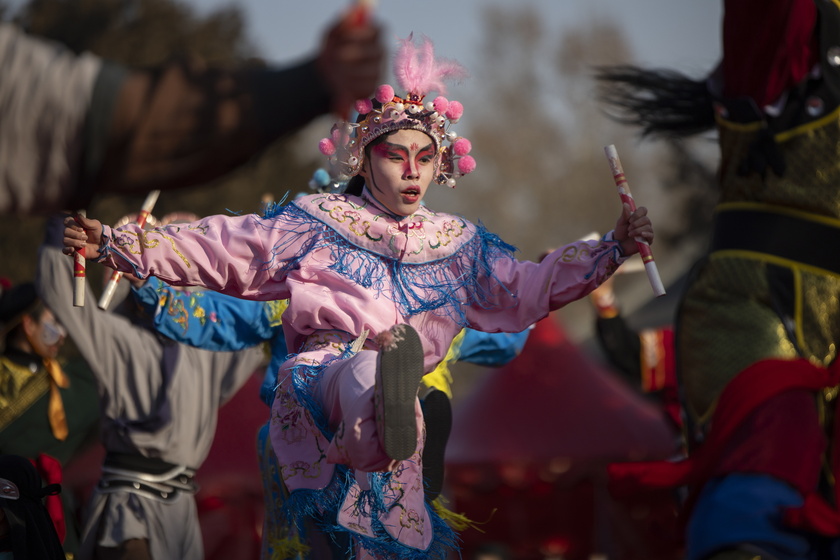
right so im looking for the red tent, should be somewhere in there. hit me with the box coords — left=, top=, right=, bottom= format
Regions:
left=445, top=316, right=683, bottom=560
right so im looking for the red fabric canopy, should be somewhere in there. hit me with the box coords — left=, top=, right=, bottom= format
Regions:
left=444, top=316, right=684, bottom=560
left=446, top=316, right=677, bottom=465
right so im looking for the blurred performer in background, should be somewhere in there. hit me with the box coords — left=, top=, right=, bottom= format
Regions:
left=598, top=1, right=840, bottom=558
left=37, top=214, right=265, bottom=560
left=588, top=274, right=682, bottom=436
left=0, top=282, right=100, bottom=556
left=0, top=6, right=382, bottom=215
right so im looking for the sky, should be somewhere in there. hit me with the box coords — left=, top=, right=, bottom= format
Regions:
left=188, top=0, right=723, bottom=76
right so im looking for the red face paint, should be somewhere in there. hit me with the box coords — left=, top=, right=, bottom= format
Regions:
left=360, top=130, right=436, bottom=217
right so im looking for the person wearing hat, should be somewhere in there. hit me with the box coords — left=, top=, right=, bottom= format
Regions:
left=63, top=33, right=653, bottom=559
left=0, top=453, right=66, bottom=559
left=0, top=282, right=100, bottom=556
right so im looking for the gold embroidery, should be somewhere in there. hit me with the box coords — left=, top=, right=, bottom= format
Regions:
left=308, top=194, right=473, bottom=255
left=430, top=219, right=466, bottom=249
left=399, top=506, right=424, bottom=532
left=145, top=231, right=193, bottom=268
left=345, top=522, right=370, bottom=535
left=0, top=358, right=50, bottom=432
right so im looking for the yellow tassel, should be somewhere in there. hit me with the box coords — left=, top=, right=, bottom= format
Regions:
left=268, top=535, right=310, bottom=560
left=431, top=495, right=495, bottom=533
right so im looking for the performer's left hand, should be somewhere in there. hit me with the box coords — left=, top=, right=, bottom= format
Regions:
left=613, top=203, right=654, bottom=256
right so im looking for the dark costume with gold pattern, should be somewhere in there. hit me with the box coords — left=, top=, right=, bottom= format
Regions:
left=598, top=1, right=840, bottom=558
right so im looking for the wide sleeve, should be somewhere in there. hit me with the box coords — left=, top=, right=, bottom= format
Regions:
left=466, top=237, right=626, bottom=333
left=98, top=211, right=310, bottom=301
left=131, top=277, right=283, bottom=352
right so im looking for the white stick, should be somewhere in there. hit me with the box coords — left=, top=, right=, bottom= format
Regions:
left=604, top=144, right=665, bottom=297
left=73, top=210, right=86, bottom=307
left=97, top=190, right=160, bottom=310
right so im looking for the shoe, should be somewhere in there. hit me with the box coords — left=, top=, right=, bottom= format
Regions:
left=420, top=388, right=452, bottom=502
left=375, top=324, right=425, bottom=462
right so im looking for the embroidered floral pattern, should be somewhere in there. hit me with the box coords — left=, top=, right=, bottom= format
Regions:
left=429, top=219, right=466, bottom=249
left=165, top=295, right=189, bottom=333
left=321, top=198, right=383, bottom=242
left=280, top=459, right=322, bottom=480
left=400, top=507, right=424, bottom=532
left=302, top=193, right=474, bottom=259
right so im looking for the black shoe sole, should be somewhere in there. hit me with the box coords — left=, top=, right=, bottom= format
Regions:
left=378, top=324, right=425, bottom=462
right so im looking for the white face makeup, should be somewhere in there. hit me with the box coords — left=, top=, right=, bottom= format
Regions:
left=360, top=129, right=436, bottom=217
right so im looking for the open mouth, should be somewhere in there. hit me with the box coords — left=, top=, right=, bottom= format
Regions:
left=401, top=187, right=420, bottom=202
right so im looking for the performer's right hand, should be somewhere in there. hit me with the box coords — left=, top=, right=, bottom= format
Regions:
left=63, top=214, right=104, bottom=259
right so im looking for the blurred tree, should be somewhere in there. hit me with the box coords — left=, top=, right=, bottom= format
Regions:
left=0, top=0, right=319, bottom=287
left=433, top=5, right=718, bottom=350
left=441, top=5, right=716, bottom=269
left=438, top=7, right=642, bottom=262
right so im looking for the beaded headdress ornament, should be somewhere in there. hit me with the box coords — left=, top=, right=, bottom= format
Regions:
left=318, top=34, right=476, bottom=187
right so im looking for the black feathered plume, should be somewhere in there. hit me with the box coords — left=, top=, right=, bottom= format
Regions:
left=595, top=65, right=716, bottom=139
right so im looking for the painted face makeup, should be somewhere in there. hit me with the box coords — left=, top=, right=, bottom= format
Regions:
left=361, top=129, right=436, bottom=217
left=40, top=317, right=66, bottom=347
left=26, top=309, right=66, bottom=359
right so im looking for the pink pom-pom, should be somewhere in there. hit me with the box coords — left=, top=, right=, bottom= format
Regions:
left=457, top=155, right=476, bottom=174
left=445, top=101, right=464, bottom=121
left=375, top=84, right=395, bottom=104
left=355, top=98, right=373, bottom=114
left=452, top=138, right=472, bottom=156
left=319, top=138, right=336, bottom=156
left=433, top=96, right=449, bottom=114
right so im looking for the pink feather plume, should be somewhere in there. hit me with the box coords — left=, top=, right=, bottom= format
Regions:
left=393, top=33, right=468, bottom=96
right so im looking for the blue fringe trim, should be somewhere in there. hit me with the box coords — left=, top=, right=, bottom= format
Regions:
left=283, top=466, right=459, bottom=560
left=255, top=203, right=518, bottom=327
left=281, top=342, right=459, bottom=558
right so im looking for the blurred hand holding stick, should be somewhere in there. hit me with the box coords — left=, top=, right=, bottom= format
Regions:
left=604, top=144, right=666, bottom=297
left=333, top=0, right=378, bottom=120
left=97, top=190, right=160, bottom=310
left=345, top=0, right=375, bottom=27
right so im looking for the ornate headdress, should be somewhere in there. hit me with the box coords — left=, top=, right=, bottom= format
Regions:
left=318, top=34, right=476, bottom=187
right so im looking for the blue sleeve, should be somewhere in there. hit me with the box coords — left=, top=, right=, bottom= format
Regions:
left=457, top=327, right=531, bottom=366
left=260, top=347, right=287, bottom=407
left=131, top=277, right=281, bottom=352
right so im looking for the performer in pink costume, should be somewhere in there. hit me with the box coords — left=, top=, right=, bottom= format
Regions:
left=63, top=34, right=654, bottom=559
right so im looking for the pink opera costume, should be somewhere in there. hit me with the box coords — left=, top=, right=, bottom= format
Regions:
left=90, top=35, right=630, bottom=559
